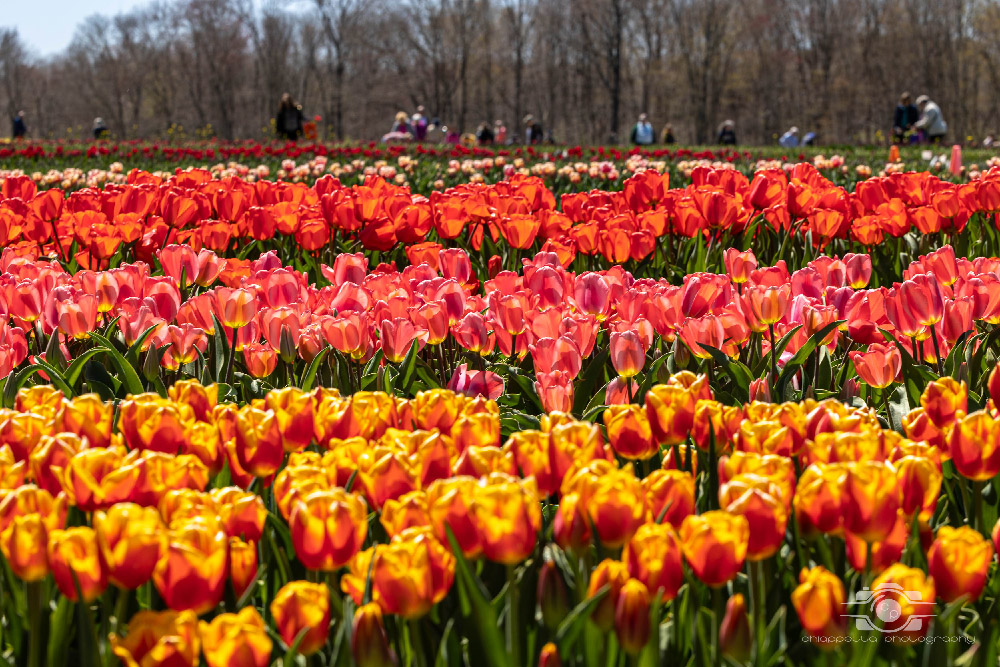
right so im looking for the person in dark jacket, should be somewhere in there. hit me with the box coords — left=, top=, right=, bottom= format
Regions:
left=476, top=122, right=495, bottom=145
left=11, top=111, right=26, bottom=139
left=93, top=117, right=109, bottom=140
left=892, top=92, right=919, bottom=144
left=524, top=114, right=543, bottom=144
left=276, top=93, right=304, bottom=141
left=717, top=119, right=736, bottom=145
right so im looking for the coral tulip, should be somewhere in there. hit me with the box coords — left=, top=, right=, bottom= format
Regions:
left=927, top=525, right=994, bottom=603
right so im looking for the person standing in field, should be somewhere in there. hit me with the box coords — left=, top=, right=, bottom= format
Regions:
left=630, top=113, right=655, bottom=146
left=412, top=106, right=428, bottom=141
left=476, top=121, right=495, bottom=145
left=660, top=123, right=676, bottom=144
left=494, top=119, right=507, bottom=144
left=523, top=114, right=543, bottom=144
left=914, top=95, right=947, bottom=144
left=11, top=111, right=26, bottom=139
left=717, top=120, right=737, bottom=145
left=892, top=92, right=919, bottom=144
left=276, top=93, right=304, bottom=141
left=779, top=126, right=800, bottom=148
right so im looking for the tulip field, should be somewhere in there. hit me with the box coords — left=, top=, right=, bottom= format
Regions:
left=3, top=146, right=1000, bottom=667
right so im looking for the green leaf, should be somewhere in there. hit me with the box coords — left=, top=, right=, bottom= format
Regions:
left=28, top=359, right=74, bottom=397
left=573, top=346, right=610, bottom=414
left=3, top=365, right=51, bottom=408
left=700, top=344, right=753, bottom=402
left=46, top=596, right=73, bottom=667
left=444, top=528, right=510, bottom=667
left=63, top=348, right=112, bottom=389
left=298, top=346, right=330, bottom=391
left=397, top=341, right=421, bottom=390
left=774, top=320, right=844, bottom=396
left=86, top=332, right=146, bottom=397
left=124, top=325, right=162, bottom=369
left=554, top=587, right=609, bottom=653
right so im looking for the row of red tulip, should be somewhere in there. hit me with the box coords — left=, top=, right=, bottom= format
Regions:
left=1, top=163, right=1000, bottom=271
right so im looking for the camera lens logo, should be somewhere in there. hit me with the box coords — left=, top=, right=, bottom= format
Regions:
left=844, top=583, right=936, bottom=634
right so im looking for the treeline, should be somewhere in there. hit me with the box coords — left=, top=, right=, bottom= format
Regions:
left=1, top=0, right=999, bottom=145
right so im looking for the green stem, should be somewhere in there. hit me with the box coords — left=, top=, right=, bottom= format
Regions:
left=507, top=564, right=521, bottom=666
left=881, top=386, right=896, bottom=432
left=27, top=580, right=43, bottom=667
left=768, top=323, right=778, bottom=399
left=973, top=480, right=984, bottom=534
left=750, top=560, right=766, bottom=664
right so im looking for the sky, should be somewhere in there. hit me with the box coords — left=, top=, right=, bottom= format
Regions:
left=5, top=0, right=148, bottom=57
left=4, top=0, right=312, bottom=58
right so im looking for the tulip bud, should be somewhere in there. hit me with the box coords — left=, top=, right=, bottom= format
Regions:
left=142, top=345, right=162, bottom=382
left=45, top=330, right=67, bottom=370
left=538, top=643, right=561, bottom=667
left=278, top=325, right=297, bottom=364
left=671, top=335, right=690, bottom=370
left=989, top=363, right=1000, bottom=409
left=994, top=518, right=1000, bottom=557
left=352, top=603, right=398, bottom=667
left=614, top=579, right=651, bottom=655
left=488, top=255, right=502, bottom=279
left=537, top=560, right=570, bottom=628
left=719, top=593, right=752, bottom=662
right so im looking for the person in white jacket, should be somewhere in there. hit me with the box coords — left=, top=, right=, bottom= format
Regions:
left=914, top=96, right=947, bottom=143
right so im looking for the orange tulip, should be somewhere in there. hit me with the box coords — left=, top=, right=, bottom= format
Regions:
left=288, top=488, right=368, bottom=571
left=920, top=377, right=967, bottom=429
left=869, top=564, right=935, bottom=637
left=614, top=579, right=652, bottom=655
left=0, top=513, right=49, bottom=581
left=47, top=526, right=107, bottom=602
left=153, top=520, right=229, bottom=615
left=791, top=566, right=846, bottom=646
left=679, top=511, right=749, bottom=587
left=110, top=610, right=200, bottom=667
left=270, top=581, right=330, bottom=656
left=843, top=461, right=899, bottom=543
left=849, top=343, right=901, bottom=388
left=342, top=529, right=454, bottom=618
left=719, top=474, right=788, bottom=561
left=949, top=411, right=1000, bottom=481
left=352, top=602, right=398, bottom=667
left=199, top=607, right=272, bottom=667
left=586, top=558, right=630, bottom=631
left=538, top=643, right=561, bottom=667
left=645, top=382, right=701, bottom=446
left=719, top=593, right=752, bottom=662
left=61, top=446, right=136, bottom=511
left=844, top=510, right=908, bottom=574
left=927, top=525, right=994, bottom=603
left=94, top=503, right=164, bottom=589
left=234, top=405, right=284, bottom=477
left=895, top=455, right=942, bottom=521
left=603, top=404, right=657, bottom=460
left=622, top=523, right=684, bottom=601
left=472, top=473, right=542, bottom=564
left=229, top=537, right=258, bottom=599
left=642, top=469, right=695, bottom=528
